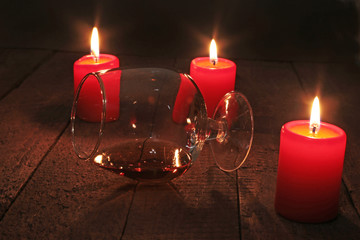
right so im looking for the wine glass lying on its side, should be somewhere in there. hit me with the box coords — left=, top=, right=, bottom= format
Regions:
left=71, top=68, right=254, bottom=183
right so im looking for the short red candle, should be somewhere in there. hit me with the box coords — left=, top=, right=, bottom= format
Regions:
left=275, top=120, right=346, bottom=222
left=73, top=54, right=120, bottom=122
left=190, top=57, right=236, bottom=117
left=73, top=27, right=120, bottom=122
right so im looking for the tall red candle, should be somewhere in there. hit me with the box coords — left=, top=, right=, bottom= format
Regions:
left=73, top=27, right=120, bottom=122
left=190, top=39, right=236, bottom=117
left=275, top=97, right=346, bottom=223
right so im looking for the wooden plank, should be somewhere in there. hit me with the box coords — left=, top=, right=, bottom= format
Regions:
left=0, top=127, right=135, bottom=239
left=0, top=49, right=53, bottom=99
left=1, top=53, right=358, bottom=239
left=0, top=52, right=77, bottom=217
left=235, top=60, right=308, bottom=134
left=234, top=60, right=360, bottom=239
left=293, top=62, right=360, bottom=216
left=122, top=145, right=240, bottom=240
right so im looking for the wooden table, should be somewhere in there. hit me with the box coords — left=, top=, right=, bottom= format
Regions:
left=0, top=49, right=359, bottom=239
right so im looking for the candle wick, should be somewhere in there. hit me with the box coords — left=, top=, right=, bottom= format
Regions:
left=211, top=59, right=216, bottom=66
left=312, top=126, right=316, bottom=134
left=91, top=50, right=99, bottom=63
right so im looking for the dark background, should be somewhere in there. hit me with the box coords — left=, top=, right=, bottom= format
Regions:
left=1, top=0, right=359, bottom=61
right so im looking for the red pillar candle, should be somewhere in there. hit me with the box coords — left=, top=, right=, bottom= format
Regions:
left=275, top=97, right=346, bottom=223
left=73, top=27, right=120, bottom=122
left=190, top=39, right=236, bottom=117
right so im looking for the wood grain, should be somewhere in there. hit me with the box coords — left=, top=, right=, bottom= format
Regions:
left=0, top=127, right=136, bottom=239
left=0, top=50, right=359, bottom=239
left=0, top=52, right=76, bottom=217
left=0, top=49, right=53, bottom=100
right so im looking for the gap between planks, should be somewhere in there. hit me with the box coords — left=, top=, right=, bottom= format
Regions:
left=119, top=183, right=138, bottom=240
left=342, top=179, right=360, bottom=219
left=0, top=120, right=70, bottom=222
left=0, top=50, right=57, bottom=101
left=236, top=170, right=242, bottom=240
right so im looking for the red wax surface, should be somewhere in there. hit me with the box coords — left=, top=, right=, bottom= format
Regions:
left=172, top=74, right=197, bottom=124
left=190, top=57, right=236, bottom=117
left=73, top=54, right=120, bottom=122
left=275, top=120, right=347, bottom=222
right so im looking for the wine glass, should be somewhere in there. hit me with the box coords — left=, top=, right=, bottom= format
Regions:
left=71, top=68, right=253, bottom=183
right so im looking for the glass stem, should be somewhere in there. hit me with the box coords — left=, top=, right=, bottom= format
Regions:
left=207, top=117, right=227, bottom=143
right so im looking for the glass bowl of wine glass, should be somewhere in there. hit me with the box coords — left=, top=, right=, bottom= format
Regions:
left=71, top=67, right=253, bottom=183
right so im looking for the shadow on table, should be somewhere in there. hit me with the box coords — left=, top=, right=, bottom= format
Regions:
left=127, top=183, right=239, bottom=239
left=240, top=182, right=360, bottom=239
left=68, top=179, right=239, bottom=239
left=68, top=183, right=137, bottom=240
left=33, top=102, right=71, bottom=126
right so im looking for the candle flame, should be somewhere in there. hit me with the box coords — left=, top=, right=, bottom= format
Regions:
left=309, top=96, right=320, bottom=134
left=91, top=27, right=100, bottom=62
left=209, top=39, right=218, bottom=65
